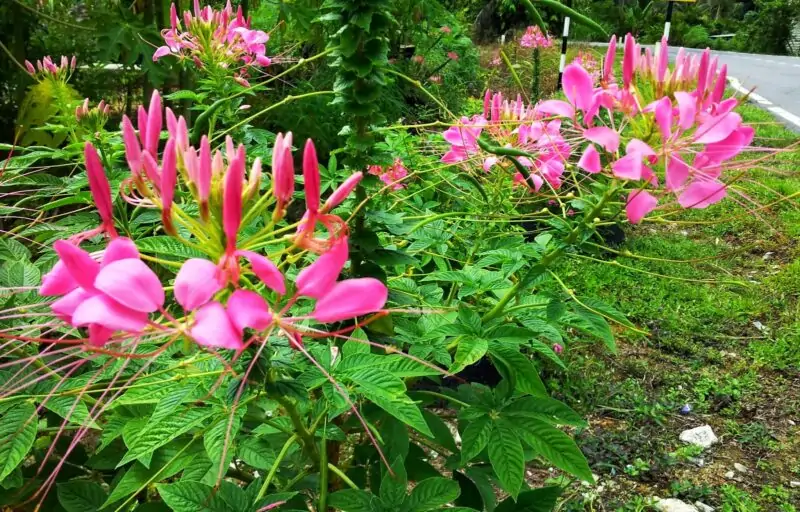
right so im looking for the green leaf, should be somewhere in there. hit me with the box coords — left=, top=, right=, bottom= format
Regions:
left=43, top=396, right=100, bottom=429
left=452, top=336, right=488, bottom=373
left=460, top=416, right=492, bottom=464
left=0, top=261, right=41, bottom=288
left=422, top=410, right=458, bottom=453
left=488, top=423, right=524, bottom=499
left=379, top=457, right=407, bottom=507
left=351, top=367, right=406, bottom=396
left=104, top=441, right=200, bottom=507
left=489, top=343, right=546, bottom=396
left=502, top=396, right=586, bottom=427
left=119, top=406, right=212, bottom=467
left=494, top=486, right=563, bottom=512
left=57, top=481, right=107, bottom=512
left=136, top=236, right=206, bottom=260
left=529, top=0, right=607, bottom=35
left=0, top=402, right=38, bottom=481
left=0, top=238, right=31, bottom=261
left=406, top=477, right=460, bottom=511
left=514, top=419, right=593, bottom=482
left=458, top=304, right=483, bottom=336
left=157, top=481, right=236, bottom=512
left=328, top=489, right=374, bottom=512
left=238, top=437, right=276, bottom=470
left=361, top=391, right=433, bottom=437
left=342, top=328, right=371, bottom=356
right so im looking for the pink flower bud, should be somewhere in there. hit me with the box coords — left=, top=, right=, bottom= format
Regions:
left=271, top=132, right=294, bottom=208
left=553, top=343, right=563, bottom=354
left=323, top=172, right=363, bottom=212
left=303, top=139, right=320, bottom=213
left=24, top=60, right=35, bottom=75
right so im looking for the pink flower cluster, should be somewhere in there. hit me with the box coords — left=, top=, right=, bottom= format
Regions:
left=24, top=55, right=76, bottom=82
left=571, top=50, right=600, bottom=85
left=519, top=26, right=554, bottom=49
left=368, top=159, right=409, bottom=190
left=153, top=0, right=270, bottom=85
left=40, top=90, right=386, bottom=351
left=75, top=98, right=110, bottom=121
left=442, top=34, right=757, bottom=225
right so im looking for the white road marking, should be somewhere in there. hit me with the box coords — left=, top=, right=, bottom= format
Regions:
left=768, top=107, right=800, bottom=128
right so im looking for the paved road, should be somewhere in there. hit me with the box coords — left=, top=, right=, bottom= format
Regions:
left=668, top=47, right=800, bottom=130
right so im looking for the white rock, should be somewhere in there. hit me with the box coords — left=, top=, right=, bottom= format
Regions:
left=695, top=502, right=715, bottom=512
left=734, top=463, right=748, bottom=473
left=679, top=425, right=718, bottom=449
left=725, top=470, right=736, bottom=479
left=654, top=498, right=699, bottom=512
left=789, top=419, right=796, bottom=426
left=790, top=481, right=800, bottom=488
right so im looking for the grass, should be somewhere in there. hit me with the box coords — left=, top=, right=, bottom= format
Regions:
left=549, top=104, right=800, bottom=510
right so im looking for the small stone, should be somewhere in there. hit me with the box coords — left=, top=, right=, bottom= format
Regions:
left=695, top=502, right=715, bottom=512
left=734, top=462, right=748, bottom=473
left=790, top=481, right=800, bottom=488
left=762, top=252, right=774, bottom=260
left=680, top=404, right=692, bottom=415
left=679, top=425, right=718, bottom=449
left=753, top=320, right=766, bottom=331
left=789, top=419, right=796, bottom=426
left=688, top=456, right=705, bottom=467
left=725, top=470, right=736, bottom=479
left=654, top=498, right=699, bottom=512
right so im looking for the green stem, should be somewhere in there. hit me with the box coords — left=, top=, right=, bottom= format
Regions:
left=386, top=69, right=454, bottom=118
left=275, top=395, right=320, bottom=464
left=327, top=463, right=359, bottom=490
left=256, top=433, right=299, bottom=501
left=211, top=91, right=334, bottom=142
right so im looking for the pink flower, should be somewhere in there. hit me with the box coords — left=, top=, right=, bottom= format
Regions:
left=440, top=26, right=452, bottom=34
left=40, top=238, right=164, bottom=346
left=412, top=55, right=425, bottom=64
left=429, top=75, right=442, bottom=84
left=519, top=26, right=553, bottom=49
left=447, top=51, right=459, bottom=61
left=441, top=116, right=485, bottom=164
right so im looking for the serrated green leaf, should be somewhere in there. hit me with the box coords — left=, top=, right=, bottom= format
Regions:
left=488, top=423, right=524, bottom=499
left=422, top=410, right=457, bottom=452
left=406, top=477, right=460, bottom=511
left=361, top=390, right=433, bottom=437
left=460, top=416, right=491, bottom=464
left=237, top=437, right=276, bottom=470
left=119, top=406, right=212, bottom=467
left=379, top=456, right=407, bottom=506
left=502, top=396, right=586, bottom=427
left=43, top=396, right=100, bottom=429
left=514, top=419, right=593, bottom=482
left=0, top=402, right=38, bottom=481
left=157, top=481, right=236, bottom=512
left=453, top=336, right=488, bottom=372
left=328, top=489, right=374, bottom=512
left=489, top=343, right=547, bottom=397
left=494, top=485, right=562, bottom=512
left=57, top=480, right=107, bottom=512
left=136, top=236, right=206, bottom=259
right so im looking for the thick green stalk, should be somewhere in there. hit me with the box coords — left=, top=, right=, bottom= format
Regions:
left=256, top=433, right=299, bottom=500
left=274, top=395, right=320, bottom=465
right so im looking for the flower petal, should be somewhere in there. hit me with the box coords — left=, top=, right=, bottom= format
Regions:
left=53, top=240, right=100, bottom=291
left=535, top=100, right=575, bottom=118
left=72, top=294, right=148, bottom=332
left=236, top=250, right=285, bottom=295
left=666, top=154, right=690, bottom=192
left=190, top=302, right=243, bottom=350
left=626, top=190, right=658, bottom=224
left=174, top=258, right=224, bottom=310
left=694, top=112, right=741, bottom=144
left=40, top=260, right=78, bottom=296
left=583, top=127, right=620, bottom=152
left=295, top=238, right=349, bottom=299
left=227, top=289, right=271, bottom=333
left=102, top=237, right=140, bottom=265
left=578, top=144, right=601, bottom=173
left=312, top=278, right=388, bottom=323
left=563, top=63, right=593, bottom=112
left=611, top=153, right=642, bottom=180
left=51, top=288, right=93, bottom=322
left=95, top=259, right=165, bottom=313
left=678, top=180, right=727, bottom=208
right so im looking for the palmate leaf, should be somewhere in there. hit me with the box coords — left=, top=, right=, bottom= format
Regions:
left=361, top=389, right=433, bottom=437
left=489, top=343, right=547, bottom=397
left=157, top=481, right=237, bottom=512
left=0, top=402, right=38, bottom=481
left=43, top=395, right=100, bottom=429
left=494, top=486, right=563, bottom=512
left=328, top=489, right=374, bottom=512
left=379, top=457, right=407, bottom=507
left=502, top=396, right=586, bottom=427
left=452, top=336, right=488, bottom=373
